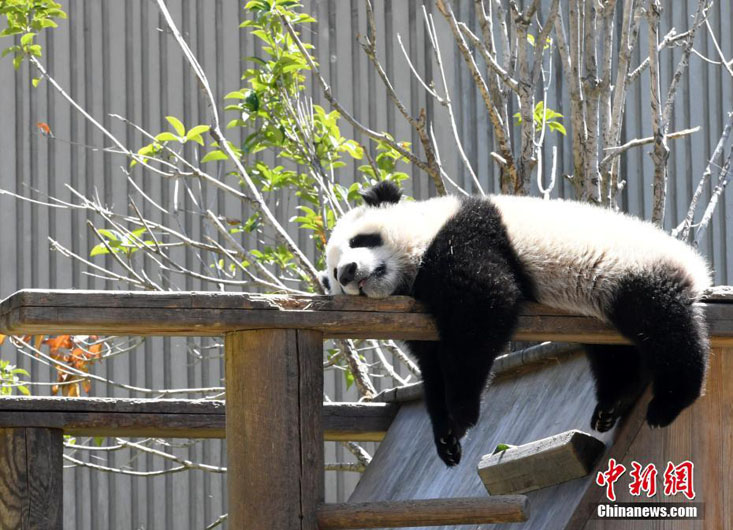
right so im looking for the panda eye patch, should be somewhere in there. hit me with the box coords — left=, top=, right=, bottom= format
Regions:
left=349, top=233, right=383, bottom=248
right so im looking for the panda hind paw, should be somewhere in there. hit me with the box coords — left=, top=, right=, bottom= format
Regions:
left=645, top=396, right=684, bottom=428
left=434, top=429, right=462, bottom=467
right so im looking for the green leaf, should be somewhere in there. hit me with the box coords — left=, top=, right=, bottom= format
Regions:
left=20, top=32, right=35, bottom=46
left=31, top=77, right=40, bottom=87
left=200, top=150, right=229, bottom=163
left=493, top=443, right=515, bottom=454
left=17, top=385, right=30, bottom=396
left=224, top=90, right=246, bottom=99
left=186, top=125, right=210, bottom=139
left=165, top=116, right=186, bottom=136
left=90, top=243, right=110, bottom=257
left=244, top=91, right=260, bottom=112
left=155, top=132, right=181, bottom=143
left=97, top=229, right=120, bottom=241
left=548, top=121, right=567, bottom=136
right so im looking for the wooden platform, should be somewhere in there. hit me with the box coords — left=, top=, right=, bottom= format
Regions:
left=2, top=288, right=733, bottom=344
left=0, top=288, right=730, bottom=529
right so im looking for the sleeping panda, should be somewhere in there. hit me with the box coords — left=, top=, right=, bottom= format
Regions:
left=321, top=181, right=711, bottom=467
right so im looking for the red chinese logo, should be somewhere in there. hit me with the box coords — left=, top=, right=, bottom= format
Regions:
left=663, top=460, right=695, bottom=500
left=629, top=461, right=657, bottom=497
left=596, top=458, right=626, bottom=501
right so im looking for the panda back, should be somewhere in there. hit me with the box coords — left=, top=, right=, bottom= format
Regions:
left=488, top=194, right=712, bottom=319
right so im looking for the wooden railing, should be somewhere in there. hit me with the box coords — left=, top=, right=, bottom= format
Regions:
left=1, top=288, right=731, bottom=529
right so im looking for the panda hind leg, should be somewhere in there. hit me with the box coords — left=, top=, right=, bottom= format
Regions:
left=609, top=269, right=710, bottom=428
left=584, top=344, right=649, bottom=432
left=439, top=344, right=496, bottom=440
left=406, top=340, right=462, bottom=467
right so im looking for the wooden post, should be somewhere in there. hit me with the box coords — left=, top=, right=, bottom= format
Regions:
left=0, top=427, right=63, bottom=529
left=225, top=329, right=324, bottom=529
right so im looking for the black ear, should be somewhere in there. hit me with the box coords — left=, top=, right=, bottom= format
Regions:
left=318, top=271, right=331, bottom=293
left=360, top=181, right=402, bottom=207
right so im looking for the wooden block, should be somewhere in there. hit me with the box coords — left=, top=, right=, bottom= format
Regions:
left=316, top=496, right=529, bottom=528
left=0, top=427, right=63, bottom=529
left=477, top=430, right=605, bottom=495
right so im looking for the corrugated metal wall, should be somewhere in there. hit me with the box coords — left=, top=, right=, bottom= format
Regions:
left=0, top=1, right=731, bottom=528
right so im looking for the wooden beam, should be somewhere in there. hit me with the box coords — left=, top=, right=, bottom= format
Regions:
left=315, top=497, right=530, bottom=528
left=225, top=329, right=323, bottom=529
left=0, top=397, right=396, bottom=441
left=0, top=427, right=63, bottom=529
left=477, top=430, right=606, bottom=495
left=3, top=289, right=733, bottom=344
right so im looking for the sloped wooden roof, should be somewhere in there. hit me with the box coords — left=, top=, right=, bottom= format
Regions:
left=351, top=344, right=730, bottom=529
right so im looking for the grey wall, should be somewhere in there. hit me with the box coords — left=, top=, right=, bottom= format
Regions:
left=0, top=0, right=731, bottom=528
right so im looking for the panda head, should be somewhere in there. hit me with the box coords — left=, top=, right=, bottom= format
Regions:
left=321, top=181, right=413, bottom=298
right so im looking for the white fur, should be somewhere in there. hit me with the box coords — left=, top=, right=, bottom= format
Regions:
left=325, top=196, right=461, bottom=297
left=325, top=194, right=711, bottom=318
left=490, top=195, right=711, bottom=319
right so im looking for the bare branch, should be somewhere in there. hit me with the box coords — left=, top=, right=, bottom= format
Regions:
left=436, top=0, right=519, bottom=193
left=662, top=0, right=711, bottom=129
left=676, top=112, right=733, bottom=240
left=647, top=0, right=669, bottom=225
left=359, top=1, right=446, bottom=195
left=694, top=146, right=733, bottom=245
left=280, top=14, right=437, bottom=187
left=601, top=126, right=700, bottom=165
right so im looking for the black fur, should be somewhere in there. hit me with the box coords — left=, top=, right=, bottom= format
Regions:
left=400, top=197, right=708, bottom=466
left=406, top=197, right=534, bottom=466
left=606, top=267, right=709, bottom=428
left=319, top=272, right=331, bottom=292
left=584, top=345, right=649, bottom=432
left=360, top=181, right=402, bottom=207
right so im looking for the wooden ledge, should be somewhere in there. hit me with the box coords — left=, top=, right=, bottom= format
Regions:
left=316, top=496, right=530, bottom=528
left=2, top=289, right=733, bottom=344
left=0, top=397, right=397, bottom=441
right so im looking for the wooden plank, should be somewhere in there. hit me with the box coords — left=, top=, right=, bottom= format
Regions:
left=225, top=329, right=323, bottom=530
left=3, top=289, right=733, bottom=344
left=315, top=497, right=530, bottom=528
left=0, top=397, right=396, bottom=441
left=477, top=430, right=605, bottom=495
left=0, top=427, right=63, bottom=529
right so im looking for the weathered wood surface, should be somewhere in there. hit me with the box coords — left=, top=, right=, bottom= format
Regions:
left=375, top=343, right=581, bottom=403
left=225, top=329, right=324, bottom=529
left=478, top=430, right=605, bottom=495
left=3, top=289, right=733, bottom=344
left=350, top=351, right=618, bottom=530
left=316, top=497, right=530, bottom=528
left=580, top=347, right=732, bottom=530
left=0, top=427, right=63, bottom=529
left=0, top=397, right=396, bottom=441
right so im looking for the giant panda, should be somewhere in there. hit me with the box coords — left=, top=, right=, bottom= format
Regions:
left=321, top=181, right=711, bottom=467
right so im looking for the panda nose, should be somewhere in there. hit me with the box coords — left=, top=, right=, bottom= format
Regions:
left=338, top=263, right=358, bottom=286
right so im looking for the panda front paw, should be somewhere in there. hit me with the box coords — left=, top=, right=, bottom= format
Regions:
left=590, top=402, right=621, bottom=432
left=434, top=428, right=462, bottom=467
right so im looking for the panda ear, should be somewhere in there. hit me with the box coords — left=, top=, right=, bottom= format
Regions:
left=318, top=271, right=331, bottom=294
left=360, top=181, right=402, bottom=207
